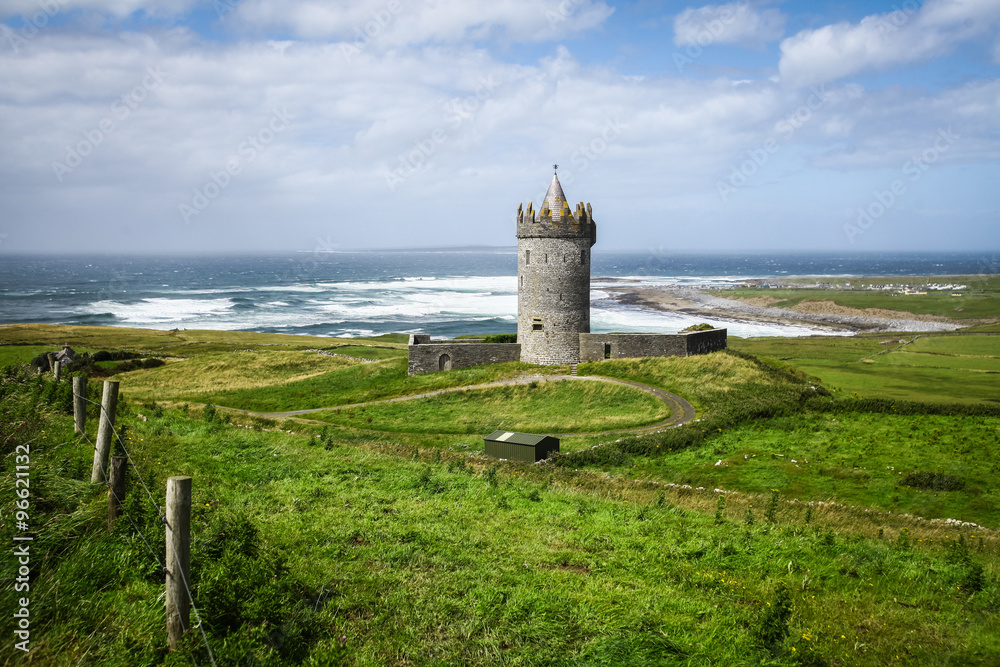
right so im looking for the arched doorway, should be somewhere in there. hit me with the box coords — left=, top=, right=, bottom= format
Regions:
left=439, top=353, right=452, bottom=371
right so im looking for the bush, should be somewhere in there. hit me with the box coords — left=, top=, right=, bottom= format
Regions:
left=93, top=350, right=138, bottom=362
left=900, top=471, right=965, bottom=491
left=29, top=352, right=50, bottom=372
left=805, top=396, right=1000, bottom=418
left=482, top=333, right=518, bottom=344
left=756, top=581, right=792, bottom=652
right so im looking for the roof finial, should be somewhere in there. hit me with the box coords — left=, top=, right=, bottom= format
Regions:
left=553, top=164, right=559, bottom=173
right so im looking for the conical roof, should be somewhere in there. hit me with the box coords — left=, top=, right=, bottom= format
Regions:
left=541, top=173, right=572, bottom=222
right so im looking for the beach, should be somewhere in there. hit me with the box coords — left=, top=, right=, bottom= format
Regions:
left=600, top=281, right=967, bottom=334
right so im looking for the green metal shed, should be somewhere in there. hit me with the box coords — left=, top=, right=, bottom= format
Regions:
left=484, top=430, right=560, bottom=462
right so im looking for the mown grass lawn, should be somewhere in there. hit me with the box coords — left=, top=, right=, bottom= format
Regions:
left=307, top=379, right=669, bottom=435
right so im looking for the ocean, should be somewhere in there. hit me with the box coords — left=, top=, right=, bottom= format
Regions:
left=0, top=251, right=989, bottom=339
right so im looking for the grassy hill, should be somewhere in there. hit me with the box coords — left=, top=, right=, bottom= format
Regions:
left=1, top=324, right=998, bottom=666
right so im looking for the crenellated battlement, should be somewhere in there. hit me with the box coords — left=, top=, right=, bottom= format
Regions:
left=516, top=200, right=597, bottom=245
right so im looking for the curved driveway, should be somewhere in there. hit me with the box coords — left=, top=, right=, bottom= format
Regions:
left=248, top=374, right=696, bottom=437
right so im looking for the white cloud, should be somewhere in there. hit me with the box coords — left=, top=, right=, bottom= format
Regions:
left=805, top=80, right=1000, bottom=170
left=779, top=0, right=1000, bottom=87
left=0, top=10, right=995, bottom=253
left=0, top=0, right=198, bottom=20
left=229, top=0, right=614, bottom=44
left=674, top=2, right=785, bottom=48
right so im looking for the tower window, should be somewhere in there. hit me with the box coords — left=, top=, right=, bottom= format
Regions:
left=581, top=249, right=586, bottom=263
left=545, top=253, right=548, bottom=264
left=532, top=318, right=543, bottom=331
left=526, top=249, right=530, bottom=265
left=520, top=275, right=523, bottom=287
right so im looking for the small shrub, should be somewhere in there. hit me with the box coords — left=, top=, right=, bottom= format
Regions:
left=756, top=581, right=792, bottom=652
left=822, top=529, right=836, bottom=549
left=203, top=404, right=217, bottom=423
left=483, top=465, right=499, bottom=487
left=895, top=528, right=910, bottom=551
left=714, top=495, right=726, bottom=525
left=744, top=507, right=755, bottom=526
left=482, top=333, right=517, bottom=344
left=765, top=490, right=779, bottom=524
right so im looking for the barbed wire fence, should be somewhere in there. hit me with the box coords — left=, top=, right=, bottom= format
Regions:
left=79, top=393, right=218, bottom=666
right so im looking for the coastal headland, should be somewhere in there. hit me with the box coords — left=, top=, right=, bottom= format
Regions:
left=601, top=273, right=999, bottom=333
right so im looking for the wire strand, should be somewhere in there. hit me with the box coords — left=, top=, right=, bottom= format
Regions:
left=96, top=404, right=163, bottom=519
left=82, top=416, right=218, bottom=666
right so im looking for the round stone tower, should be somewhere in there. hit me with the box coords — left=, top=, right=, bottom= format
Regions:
left=516, top=169, right=597, bottom=365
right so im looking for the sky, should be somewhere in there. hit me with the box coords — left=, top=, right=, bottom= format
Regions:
left=0, top=0, right=998, bottom=254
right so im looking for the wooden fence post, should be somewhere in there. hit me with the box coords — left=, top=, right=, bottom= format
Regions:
left=90, top=381, right=119, bottom=484
left=53, top=360, right=61, bottom=381
left=166, top=476, right=192, bottom=651
left=73, top=376, right=87, bottom=434
left=107, top=456, right=127, bottom=532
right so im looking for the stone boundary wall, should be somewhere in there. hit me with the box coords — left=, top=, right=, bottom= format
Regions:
left=407, top=338, right=522, bottom=375
left=579, top=329, right=727, bottom=362
left=684, top=328, right=728, bottom=355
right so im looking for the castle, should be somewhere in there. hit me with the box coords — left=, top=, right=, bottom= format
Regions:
left=407, top=169, right=726, bottom=374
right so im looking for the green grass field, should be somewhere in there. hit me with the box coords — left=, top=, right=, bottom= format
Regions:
left=730, top=334, right=1000, bottom=404
left=623, top=411, right=1000, bottom=528
left=307, top=380, right=669, bottom=435
left=2, top=324, right=1000, bottom=665
left=3, top=385, right=997, bottom=666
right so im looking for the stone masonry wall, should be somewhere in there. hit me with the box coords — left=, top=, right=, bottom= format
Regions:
left=517, top=236, right=593, bottom=364
left=578, top=329, right=727, bottom=362
left=408, top=342, right=521, bottom=375
left=684, top=328, right=728, bottom=355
